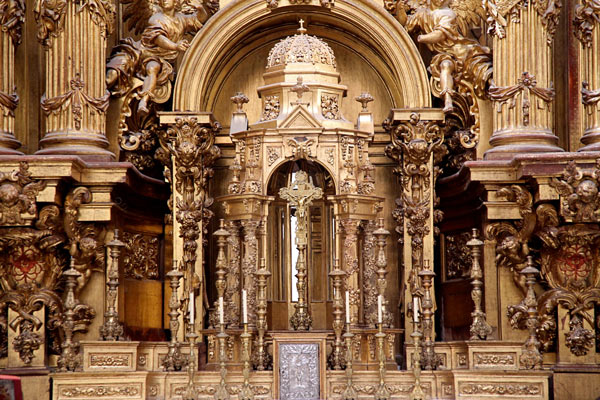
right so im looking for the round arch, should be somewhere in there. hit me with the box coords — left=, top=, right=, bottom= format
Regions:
left=266, top=158, right=337, bottom=197
left=173, top=0, right=432, bottom=112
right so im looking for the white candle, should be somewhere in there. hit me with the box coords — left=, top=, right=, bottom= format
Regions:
left=189, top=292, right=195, bottom=326
left=377, top=295, right=383, bottom=324
left=413, top=296, right=419, bottom=323
left=242, top=289, right=248, bottom=324
left=219, top=296, right=224, bottom=325
left=345, top=291, right=350, bottom=324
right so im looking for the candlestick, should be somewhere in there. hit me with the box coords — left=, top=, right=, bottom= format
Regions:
left=413, top=296, right=420, bottom=323
left=345, top=291, right=350, bottom=324
left=242, top=289, right=248, bottom=324
left=189, top=292, right=195, bottom=327
left=219, top=296, right=224, bottom=326
left=378, top=295, right=383, bottom=324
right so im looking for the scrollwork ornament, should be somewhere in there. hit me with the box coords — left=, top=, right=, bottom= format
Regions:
left=77, top=0, right=116, bottom=36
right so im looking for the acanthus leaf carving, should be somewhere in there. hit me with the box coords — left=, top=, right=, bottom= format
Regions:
left=122, top=231, right=159, bottom=280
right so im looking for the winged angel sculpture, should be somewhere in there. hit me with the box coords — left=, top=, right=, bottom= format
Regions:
left=106, top=0, right=218, bottom=117
left=398, top=0, right=492, bottom=114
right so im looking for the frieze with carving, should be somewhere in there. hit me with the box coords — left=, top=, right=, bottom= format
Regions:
left=89, top=354, right=130, bottom=367
left=459, top=382, right=541, bottom=396
left=121, top=231, right=160, bottom=280
left=59, top=385, right=141, bottom=398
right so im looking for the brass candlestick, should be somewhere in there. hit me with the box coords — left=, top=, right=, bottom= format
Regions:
left=183, top=330, right=199, bottom=400
left=519, top=256, right=543, bottom=369
left=409, top=325, right=426, bottom=400
left=213, top=219, right=229, bottom=326
left=374, top=323, right=390, bottom=400
left=418, top=260, right=438, bottom=370
left=254, top=258, right=271, bottom=370
left=239, top=323, right=254, bottom=400
left=163, top=262, right=185, bottom=371
left=57, top=259, right=81, bottom=372
left=100, top=229, right=125, bottom=341
left=341, top=322, right=357, bottom=400
left=290, top=239, right=312, bottom=330
left=467, top=228, right=492, bottom=340
left=329, top=259, right=346, bottom=370
left=373, top=218, right=390, bottom=327
left=214, top=323, right=230, bottom=400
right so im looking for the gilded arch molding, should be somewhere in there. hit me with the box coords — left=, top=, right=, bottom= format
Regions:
left=173, top=0, right=432, bottom=112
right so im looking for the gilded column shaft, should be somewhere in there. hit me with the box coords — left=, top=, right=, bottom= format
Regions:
left=0, top=0, right=24, bottom=154
left=486, top=0, right=563, bottom=158
left=575, top=0, right=600, bottom=150
left=35, top=0, right=115, bottom=160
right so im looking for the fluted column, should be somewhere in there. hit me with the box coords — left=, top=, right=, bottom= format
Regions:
left=34, top=0, right=115, bottom=160
left=485, top=0, right=563, bottom=158
left=0, top=0, right=24, bottom=154
left=575, top=0, right=600, bottom=150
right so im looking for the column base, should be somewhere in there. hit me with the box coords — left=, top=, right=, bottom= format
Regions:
left=36, top=131, right=115, bottom=161
left=485, top=129, right=563, bottom=160
left=578, top=127, right=600, bottom=152
left=0, top=132, right=23, bottom=155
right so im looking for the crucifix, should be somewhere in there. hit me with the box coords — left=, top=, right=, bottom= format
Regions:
left=279, top=170, right=323, bottom=330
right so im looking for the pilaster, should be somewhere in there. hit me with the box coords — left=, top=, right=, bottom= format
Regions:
left=34, top=0, right=115, bottom=160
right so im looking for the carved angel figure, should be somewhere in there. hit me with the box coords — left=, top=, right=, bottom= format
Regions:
left=403, top=0, right=492, bottom=112
left=106, top=0, right=218, bottom=115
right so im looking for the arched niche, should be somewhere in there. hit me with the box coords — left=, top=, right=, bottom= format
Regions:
left=173, top=0, right=432, bottom=117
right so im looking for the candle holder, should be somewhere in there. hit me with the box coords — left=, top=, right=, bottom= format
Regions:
left=214, top=323, right=230, bottom=400
left=467, top=228, right=492, bottom=340
left=341, top=322, right=357, bottom=400
left=409, top=322, right=426, bottom=400
left=239, top=323, right=254, bottom=400
left=374, top=323, right=390, bottom=400
left=213, top=219, right=230, bottom=326
left=57, top=259, right=82, bottom=372
left=373, top=218, right=391, bottom=327
left=329, top=259, right=346, bottom=370
left=163, top=262, right=185, bottom=371
left=100, top=229, right=125, bottom=341
left=253, top=258, right=271, bottom=370
left=418, top=260, right=438, bottom=370
left=519, top=256, right=543, bottom=369
left=183, top=330, right=199, bottom=400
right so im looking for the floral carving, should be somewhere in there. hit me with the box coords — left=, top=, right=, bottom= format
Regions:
left=260, top=96, right=280, bottom=121
left=121, top=231, right=159, bottom=280
left=78, top=0, right=116, bottom=37
left=574, top=0, right=600, bottom=45
left=0, top=0, right=25, bottom=45
left=489, top=72, right=555, bottom=126
left=41, top=73, right=110, bottom=130
left=0, top=162, right=46, bottom=226
left=59, top=385, right=141, bottom=397
left=550, top=160, right=600, bottom=222
left=288, top=137, right=315, bottom=160
left=459, top=383, right=541, bottom=395
left=12, top=320, right=43, bottom=364
left=267, top=147, right=280, bottom=166
left=565, top=314, right=595, bottom=356
left=321, top=94, right=340, bottom=119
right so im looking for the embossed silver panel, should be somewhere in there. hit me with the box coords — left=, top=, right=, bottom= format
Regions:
left=279, top=343, right=320, bottom=400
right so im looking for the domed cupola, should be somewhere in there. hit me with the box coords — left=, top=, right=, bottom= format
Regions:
left=253, top=21, right=353, bottom=130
